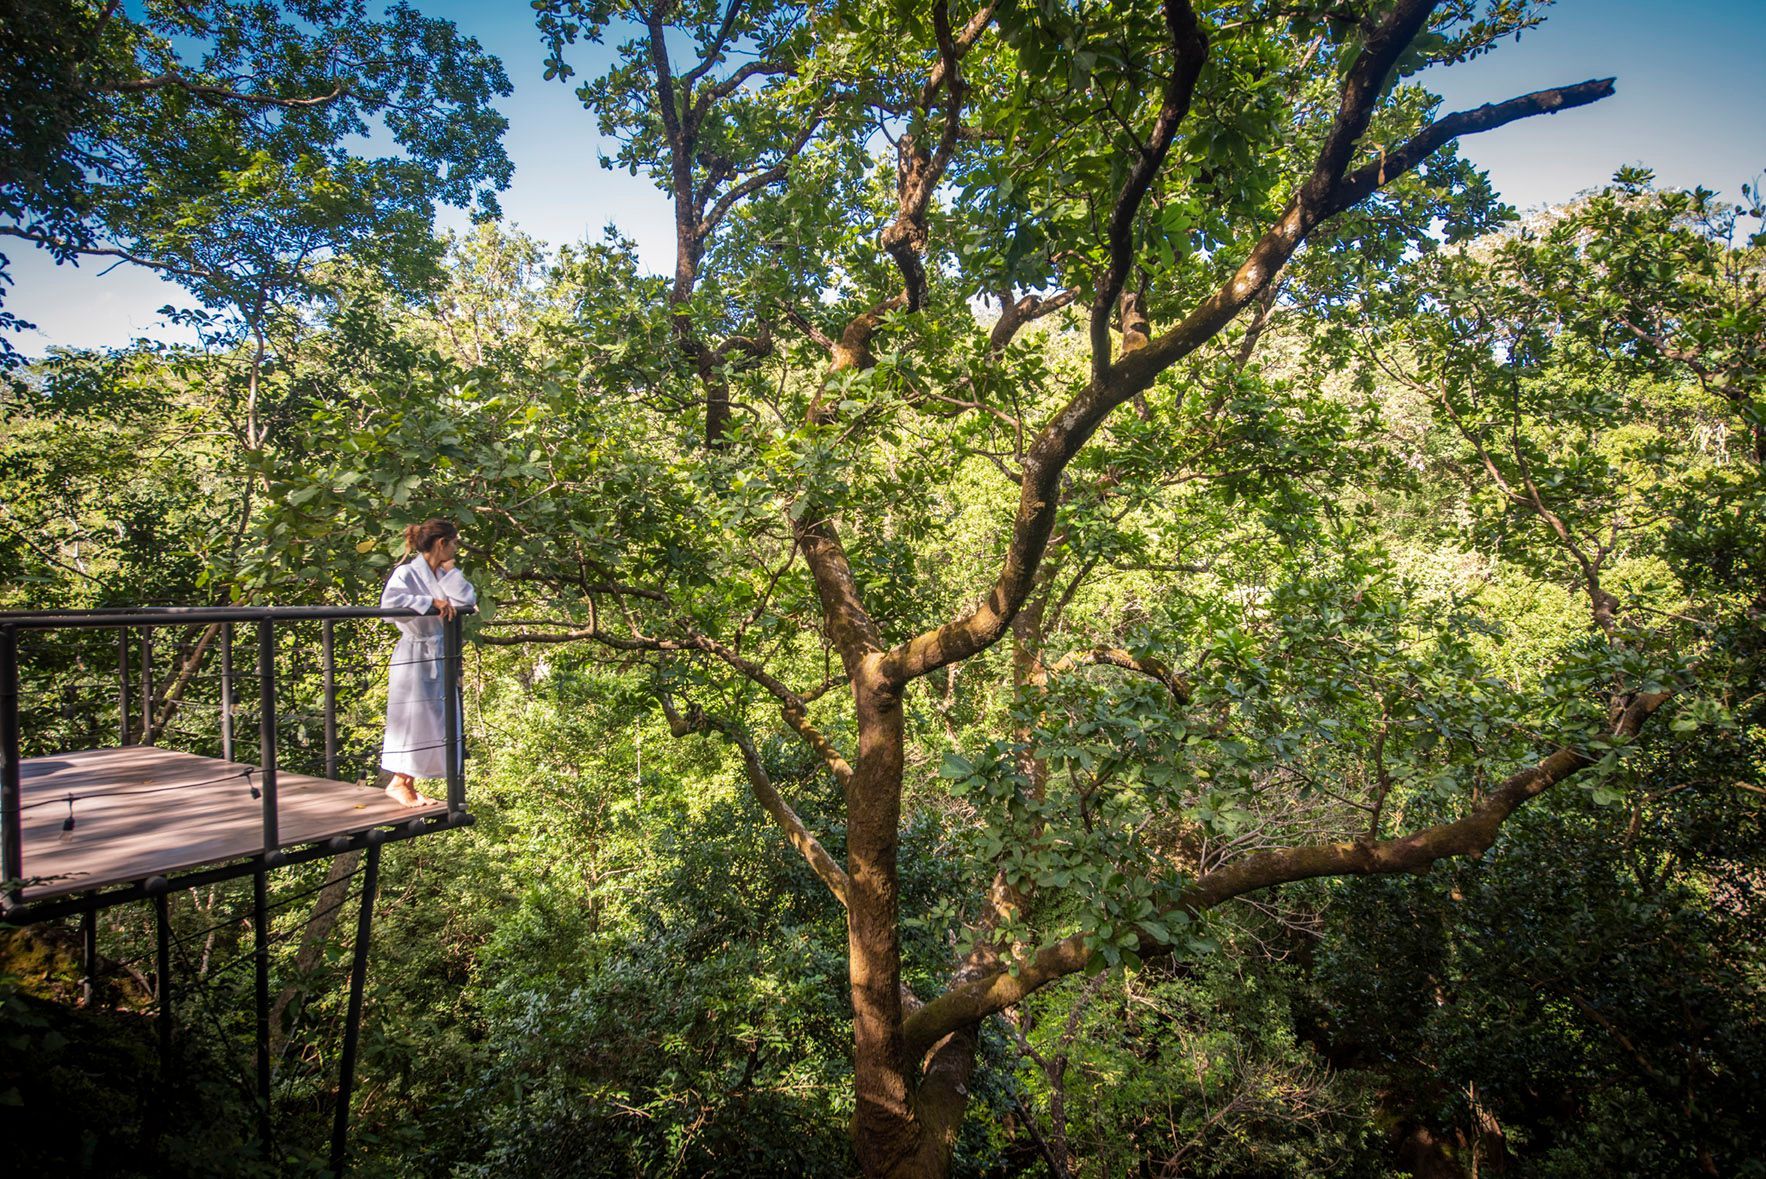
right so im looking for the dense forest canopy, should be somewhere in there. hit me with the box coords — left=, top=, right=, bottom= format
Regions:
left=2, top=1, right=1763, bottom=1176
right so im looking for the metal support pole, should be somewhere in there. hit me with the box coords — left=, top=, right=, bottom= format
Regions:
left=141, top=627, right=154, bottom=746
left=443, top=615, right=464, bottom=814
left=118, top=628, right=132, bottom=746
left=329, top=842, right=381, bottom=1177
left=322, top=620, right=337, bottom=781
left=257, top=621, right=278, bottom=851
left=80, top=909, right=97, bottom=1006
left=1, top=626, right=22, bottom=900
left=220, top=623, right=235, bottom=762
left=154, top=892, right=172, bottom=1068
left=253, top=861, right=272, bottom=1157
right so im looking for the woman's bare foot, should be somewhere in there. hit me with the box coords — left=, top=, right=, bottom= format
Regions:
left=386, top=775, right=423, bottom=807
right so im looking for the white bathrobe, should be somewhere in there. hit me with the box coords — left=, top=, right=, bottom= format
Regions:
left=379, top=557, right=476, bottom=779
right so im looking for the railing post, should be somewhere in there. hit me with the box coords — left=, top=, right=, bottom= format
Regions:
left=118, top=628, right=132, bottom=746
left=1, top=625, right=23, bottom=900
left=257, top=621, right=279, bottom=851
left=141, top=626, right=155, bottom=746
left=252, top=860, right=272, bottom=1156
left=443, top=614, right=464, bottom=814
left=322, top=620, right=337, bottom=781
left=80, top=909, right=97, bottom=1006
left=155, top=891, right=173, bottom=1069
left=329, top=841, right=381, bottom=1176
left=220, top=623, right=235, bottom=762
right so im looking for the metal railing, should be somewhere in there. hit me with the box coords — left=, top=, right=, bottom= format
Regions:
left=0, top=604, right=474, bottom=904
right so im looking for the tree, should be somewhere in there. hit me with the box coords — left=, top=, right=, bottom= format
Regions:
left=518, top=2, right=1619, bottom=1172
left=0, top=0, right=513, bottom=366
left=537, top=0, right=829, bottom=446
left=243, top=3, right=1764, bottom=1174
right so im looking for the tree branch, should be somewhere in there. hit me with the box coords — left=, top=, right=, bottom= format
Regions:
left=878, top=26, right=1616, bottom=688
left=1045, top=646, right=1193, bottom=704
left=0, top=227, right=217, bottom=281
left=699, top=115, right=822, bottom=237
left=781, top=304, right=837, bottom=352
left=796, top=289, right=909, bottom=674
left=96, top=73, right=348, bottom=108
left=678, top=0, right=747, bottom=92
left=482, top=616, right=856, bottom=787
left=991, top=288, right=1079, bottom=354
left=879, top=1, right=978, bottom=311
left=902, top=689, right=1671, bottom=1057
left=920, top=1, right=997, bottom=107
left=1089, top=0, right=1208, bottom=381
left=707, top=58, right=792, bottom=103
left=1324, top=77, right=1618, bottom=219
left=659, top=695, right=851, bottom=908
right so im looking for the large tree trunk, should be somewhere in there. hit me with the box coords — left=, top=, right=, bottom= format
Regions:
left=847, top=573, right=1067, bottom=1176
left=910, top=1024, right=982, bottom=1174
left=849, top=675, right=920, bottom=1174
left=845, top=676, right=985, bottom=1179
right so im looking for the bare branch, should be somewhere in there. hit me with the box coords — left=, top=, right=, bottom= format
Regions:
left=715, top=322, right=774, bottom=366
left=781, top=304, right=837, bottom=352
left=1325, top=78, right=1617, bottom=219
left=699, top=115, right=822, bottom=236
left=1045, top=646, right=1193, bottom=704
left=660, top=696, right=851, bottom=907
left=919, top=1, right=998, bottom=107
left=0, top=227, right=216, bottom=281
left=879, top=1, right=980, bottom=310
left=707, top=59, right=793, bottom=103
left=96, top=73, right=348, bottom=108
left=482, top=615, right=856, bottom=787
left=991, top=288, right=1079, bottom=354
left=678, top=0, right=747, bottom=92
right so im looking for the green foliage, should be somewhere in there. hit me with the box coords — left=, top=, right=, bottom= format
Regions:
left=1012, top=953, right=1393, bottom=1178
left=1314, top=774, right=1766, bottom=1176
left=3, top=0, right=1765, bottom=1170
left=0, top=0, right=513, bottom=353
left=337, top=656, right=888, bottom=1176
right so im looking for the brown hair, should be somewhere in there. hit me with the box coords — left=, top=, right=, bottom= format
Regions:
left=403, top=518, right=458, bottom=557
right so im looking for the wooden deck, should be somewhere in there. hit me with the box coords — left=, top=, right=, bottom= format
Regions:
left=14, top=747, right=446, bottom=903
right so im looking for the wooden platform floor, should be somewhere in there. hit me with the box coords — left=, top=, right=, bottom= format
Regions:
left=15, top=747, right=445, bottom=903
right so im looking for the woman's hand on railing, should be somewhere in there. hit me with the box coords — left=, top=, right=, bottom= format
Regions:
left=432, top=598, right=457, bottom=622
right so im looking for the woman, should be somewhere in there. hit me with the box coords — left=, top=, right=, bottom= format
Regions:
left=380, top=518, right=475, bottom=807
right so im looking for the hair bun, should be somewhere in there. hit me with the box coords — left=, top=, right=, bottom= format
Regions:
left=402, top=517, right=459, bottom=556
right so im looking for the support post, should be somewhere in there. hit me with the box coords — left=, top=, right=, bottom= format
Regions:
left=118, top=628, right=132, bottom=746
left=329, top=842, right=381, bottom=1177
left=1, top=625, right=22, bottom=901
left=253, top=861, right=272, bottom=1157
left=443, top=614, right=464, bottom=814
left=258, top=621, right=278, bottom=851
left=220, top=623, right=234, bottom=762
left=80, top=909, right=97, bottom=1006
left=322, top=620, right=337, bottom=781
left=141, top=627, right=154, bottom=746
left=154, top=892, right=172, bottom=1068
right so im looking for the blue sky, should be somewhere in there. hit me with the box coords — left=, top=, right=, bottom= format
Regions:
left=7, top=0, right=1762, bottom=354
